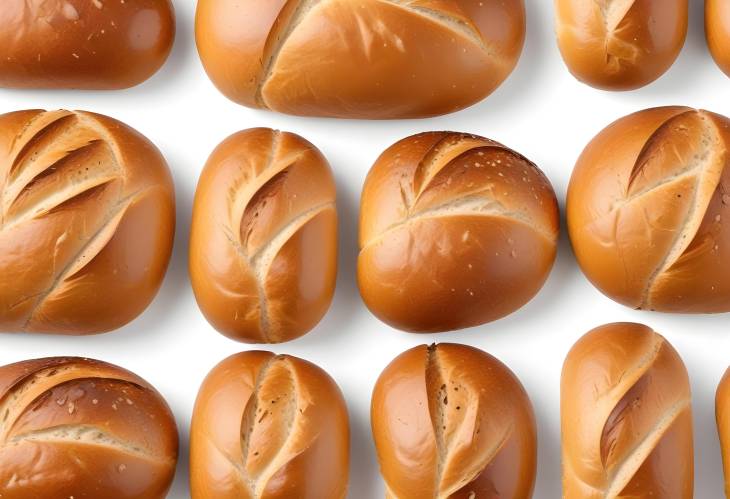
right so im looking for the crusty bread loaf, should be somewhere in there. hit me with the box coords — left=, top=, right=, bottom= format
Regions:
left=555, top=0, right=688, bottom=90
left=190, top=351, right=350, bottom=498
left=707, top=0, right=730, bottom=77
left=561, top=323, right=693, bottom=498
left=0, top=109, right=175, bottom=334
left=189, top=128, right=337, bottom=343
left=371, top=343, right=537, bottom=498
left=0, top=0, right=175, bottom=89
left=717, top=367, right=730, bottom=497
left=0, top=357, right=178, bottom=499
left=195, top=0, right=526, bottom=119
left=358, top=131, right=559, bottom=332
left=567, top=106, right=730, bottom=313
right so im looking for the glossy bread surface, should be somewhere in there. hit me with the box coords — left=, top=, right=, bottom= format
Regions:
left=358, top=131, right=559, bottom=332
left=195, top=0, right=525, bottom=118
left=555, top=0, right=688, bottom=90
left=189, top=128, right=337, bottom=343
left=0, top=357, right=178, bottom=499
left=0, top=110, right=175, bottom=335
left=189, top=351, right=350, bottom=498
left=371, top=343, right=537, bottom=498
left=0, top=0, right=175, bottom=89
left=716, top=367, right=730, bottom=497
left=707, top=0, right=730, bottom=77
left=567, top=106, right=730, bottom=313
left=561, top=323, right=693, bottom=498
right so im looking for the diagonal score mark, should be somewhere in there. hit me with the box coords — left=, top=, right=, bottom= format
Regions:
left=21, top=188, right=149, bottom=330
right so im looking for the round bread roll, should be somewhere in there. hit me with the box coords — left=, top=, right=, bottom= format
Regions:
left=358, top=131, right=559, bottom=333
left=195, top=0, right=525, bottom=119
left=561, top=322, right=693, bottom=498
left=190, top=351, right=350, bottom=498
left=371, top=343, right=537, bottom=498
left=555, top=0, right=688, bottom=90
left=0, top=0, right=175, bottom=89
left=717, top=367, right=730, bottom=497
left=189, top=128, right=337, bottom=343
left=567, top=106, right=730, bottom=313
left=0, top=357, right=179, bottom=499
left=707, top=0, right=730, bottom=77
left=0, top=109, right=175, bottom=335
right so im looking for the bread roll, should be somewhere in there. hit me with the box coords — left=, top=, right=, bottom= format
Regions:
left=707, top=0, right=730, bottom=77
left=0, top=109, right=175, bottom=334
left=567, top=106, right=730, bottom=313
left=0, top=0, right=175, bottom=89
left=561, top=322, right=693, bottom=498
left=195, top=0, right=526, bottom=119
left=189, top=128, right=337, bottom=343
left=717, top=367, right=730, bottom=497
left=358, top=131, right=559, bottom=333
left=555, top=0, right=688, bottom=90
left=190, top=351, right=350, bottom=498
left=0, top=357, right=178, bottom=499
left=371, top=343, right=537, bottom=498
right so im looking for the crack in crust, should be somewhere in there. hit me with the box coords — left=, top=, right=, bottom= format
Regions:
left=237, top=356, right=302, bottom=496
left=0, top=361, right=165, bottom=463
left=254, top=0, right=490, bottom=108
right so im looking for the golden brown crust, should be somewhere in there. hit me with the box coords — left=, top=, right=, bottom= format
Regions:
left=717, top=368, right=730, bottom=497
left=0, top=109, right=175, bottom=334
left=371, top=343, right=536, bottom=498
left=0, top=357, right=178, bottom=499
left=707, top=0, right=730, bottom=77
left=555, top=0, right=688, bottom=90
left=567, top=106, right=730, bottom=313
left=195, top=0, right=525, bottom=118
left=0, top=0, right=175, bottom=89
left=189, top=351, right=350, bottom=499
left=357, top=131, right=559, bottom=332
left=189, top=128, right=337, bottom=343
left=561, top=322, right=693, bottom=498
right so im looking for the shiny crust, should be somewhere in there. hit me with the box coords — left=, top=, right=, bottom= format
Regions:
left=189, top=351, right=350, bottom=499
left=561, top=323, right=693, bottom=498
left=555, top=0, right=688, bottom=90
left=195, top=0, right=525, bottom=119
left=0, top=109, right=175, bottom=334
left=0, top=0, right=175, bottom=89
left=357, top=131, right=559, bottom=332
left=718, top=368, right=730, bottom=497
left=371, top=343, right=537, bottom=498
left=0, top=357, right=178, bottom=499
left=567, top=106, right=730, bottom=313
left=189, top=128, right=337, bottom=343
left=707, top=0, right=730, bottom=77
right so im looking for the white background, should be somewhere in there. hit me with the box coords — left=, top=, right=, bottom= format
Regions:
left=1, top=0, right=729, bottom=497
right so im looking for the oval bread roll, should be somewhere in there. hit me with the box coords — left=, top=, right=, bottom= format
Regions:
left=195, top=0, right=526, bottom=119
left=716, top=367, right=730, bottom=497
left=561, top=322, right=693, bottom=498
left=707, top=0, right=730, bottom=77
left=358, top=131, right=559, bottom=332
left=189, top=128, right=337, bottom=343
left=371, top=343, right=537, bottom=498
left=0, top=357, right=179, bottom=499
left=555, top=0, right=688, bottom=90
left=0, top=0, right=175, bottom=89
left=0, top=109, right=175, bottom=334
left=190, top=351, right=350, bottom=498
left=567, top=106, right=730, bottom=313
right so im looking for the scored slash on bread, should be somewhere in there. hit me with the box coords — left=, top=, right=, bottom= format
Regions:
left=561, top=323, right=693, bottom=498
left=189, top=128, right=338, bottom=344
left=0, top=109, right=175, bottom=335
left=190, top=351, right=350, bottom=499
left=0, top=357, right=178, bottom=499
left=371, top=343, right=537, bottom=498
